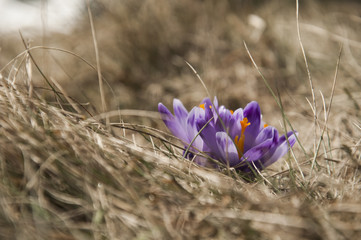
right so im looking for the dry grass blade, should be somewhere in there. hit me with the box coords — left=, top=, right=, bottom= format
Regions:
left=18, top=31, right=63, bottom=102
left=296, top=0, right=318, bottom=171
left=310, top=45, right=343, bottom=173
left=86, top=0, right=108, bottom=126
left=50, top=77, right=82, bottom=114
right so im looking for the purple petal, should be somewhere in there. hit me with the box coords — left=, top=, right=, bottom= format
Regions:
left=201, top=97, right=212, bottom=106
left=173, top=99, right=188, bottom=130
left=216, top=106, right=233, bottom=132
left=200, top=97, right=214, bottom=122
left=243, top=101, right=261, bottom=124
left=240, top=127, right=278, bottom=170
left=213, top=96, right=219, bottom=110
left=173, top=99, right=188, bottom=119
left=215, top=132, right=240, bottom=166
left=253, top=126, right=278, bottom=146
left=232, top=108, right=244, bottom=121
left=201, top=97, right=219, bottom=122
left=196, top=118, right=222, bottom=159
left=241, top=132, right=275, bottom=163
left=186, top=107, right=205, bottom=151
left=158, top=103, right=188, bottom=142
left=228, top=108, right=243, bottom=138
left=262, top=131, right=298, bottom=168
left=243, top=101, right=262, bottom=150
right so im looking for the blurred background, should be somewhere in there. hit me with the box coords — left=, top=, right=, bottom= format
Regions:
left=0, top=0, right=360, bottom=124
left=0, top=0, right=82, bottom=34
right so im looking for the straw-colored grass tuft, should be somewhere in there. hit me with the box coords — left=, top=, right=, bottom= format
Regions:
left=0, top=0, right=360, bottom=239
left=0, top=61, right=359, bottom=239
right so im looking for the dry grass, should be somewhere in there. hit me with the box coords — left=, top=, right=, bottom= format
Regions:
left=0, top=0, right=360, bottom=239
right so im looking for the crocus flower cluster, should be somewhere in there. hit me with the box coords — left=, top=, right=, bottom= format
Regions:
left=158, top=97, right=297, bottom=173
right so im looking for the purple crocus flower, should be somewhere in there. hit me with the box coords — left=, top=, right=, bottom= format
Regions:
left=158, top=98, right=213, bottom=165
left=159, top=98, right=297, bottom=173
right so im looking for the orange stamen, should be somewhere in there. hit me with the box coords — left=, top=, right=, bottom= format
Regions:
left=230, top=110, right=234, bottom=114
left=199, top=103, right=205, bottom=110
left=240, top=117, right=251, bottom=132
left=264, top=124, right=268, bottom=128
left=234, top=117, right=251, bottom=157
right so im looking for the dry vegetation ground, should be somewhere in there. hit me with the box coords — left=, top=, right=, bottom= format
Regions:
left=0, top=0, right=360, bottom=239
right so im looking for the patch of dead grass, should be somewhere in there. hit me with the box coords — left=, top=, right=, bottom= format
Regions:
left=0, top=0, right=360, bottom=239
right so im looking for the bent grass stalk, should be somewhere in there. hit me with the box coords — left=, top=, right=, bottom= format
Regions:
left=182, top=116, right=214, bottom=161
